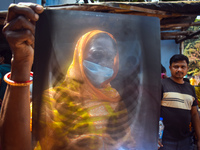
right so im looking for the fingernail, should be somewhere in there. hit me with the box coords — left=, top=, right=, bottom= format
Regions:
left=35, top=14, right=39, bottom=20
left=36, top=5, right=43, bottom=11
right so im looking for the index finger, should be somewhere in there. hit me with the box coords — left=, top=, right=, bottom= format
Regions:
left=18, top=2, right=44, bottom=14
left=6, top=3, right=44, bottom=23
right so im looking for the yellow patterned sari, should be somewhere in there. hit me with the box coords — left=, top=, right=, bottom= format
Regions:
left=35, top=30, right=134, bottom=150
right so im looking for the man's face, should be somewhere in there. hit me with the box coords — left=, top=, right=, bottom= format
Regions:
left=169, top=60, right=188, bottom=79
left=84, top=36, right=117, bottom=69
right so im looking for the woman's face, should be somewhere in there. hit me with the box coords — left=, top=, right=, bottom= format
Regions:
left=84, top=35, right=117, bottom=69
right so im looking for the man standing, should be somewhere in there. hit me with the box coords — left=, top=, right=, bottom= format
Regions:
left=160, top=54, right=200, bottom=150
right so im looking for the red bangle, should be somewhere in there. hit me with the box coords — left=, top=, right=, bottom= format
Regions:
left=4, top=72, right=33, bottom=86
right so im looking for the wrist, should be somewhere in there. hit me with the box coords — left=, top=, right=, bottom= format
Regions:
left=11, top=46, right=34, bottom=65
left=11, top=59, right=33, bottom=82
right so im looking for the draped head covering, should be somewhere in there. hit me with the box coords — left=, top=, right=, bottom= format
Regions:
left=67, top=30, right=120, bottom=102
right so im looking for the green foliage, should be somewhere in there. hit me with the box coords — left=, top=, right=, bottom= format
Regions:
left=161, top=0, right=179, bottom=1
left=184, top=23, right=200, bottom=76
left=99, top=0, right=145, bottom=1
left=195, top=19, right=200, bottom=22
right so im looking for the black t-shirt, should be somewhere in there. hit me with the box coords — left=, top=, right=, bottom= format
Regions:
left=161, top=78, right=197, bottom=141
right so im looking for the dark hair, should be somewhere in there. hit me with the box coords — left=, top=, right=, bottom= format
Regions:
left=161, top=65, right=166, bottom=73
left=0, top=50, right=12, bottom=64
left=0, top=25, right=11, bottom=64
left=169, top=54, right=189, bottom=66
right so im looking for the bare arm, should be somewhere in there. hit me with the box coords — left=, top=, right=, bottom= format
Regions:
left=191, top=106, right=200, bottom=150
left=0, top=3, right=43, bottom=150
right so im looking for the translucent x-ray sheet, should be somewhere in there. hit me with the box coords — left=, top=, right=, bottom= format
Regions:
left=33, top=9, right=161, bottom=150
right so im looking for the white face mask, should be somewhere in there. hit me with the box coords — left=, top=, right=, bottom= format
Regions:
left=83, top=60, right=114, bottom=87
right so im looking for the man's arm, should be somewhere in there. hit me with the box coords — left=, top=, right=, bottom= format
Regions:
left=0, top=3, right=43, bottom=150
left=191, top=106, right=200, bottom=150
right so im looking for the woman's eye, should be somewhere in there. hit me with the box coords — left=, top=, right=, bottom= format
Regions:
left=92, top=51, right=104, bottom=59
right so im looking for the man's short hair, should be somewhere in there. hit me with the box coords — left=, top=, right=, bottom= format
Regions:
left=169, top=54, right=189, bottom=66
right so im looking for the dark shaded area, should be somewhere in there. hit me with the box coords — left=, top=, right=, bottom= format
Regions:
left=0, top=25, right=10, bottom=52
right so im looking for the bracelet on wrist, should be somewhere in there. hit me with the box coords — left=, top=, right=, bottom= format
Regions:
left=4, top=72, right=33, bottom=86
